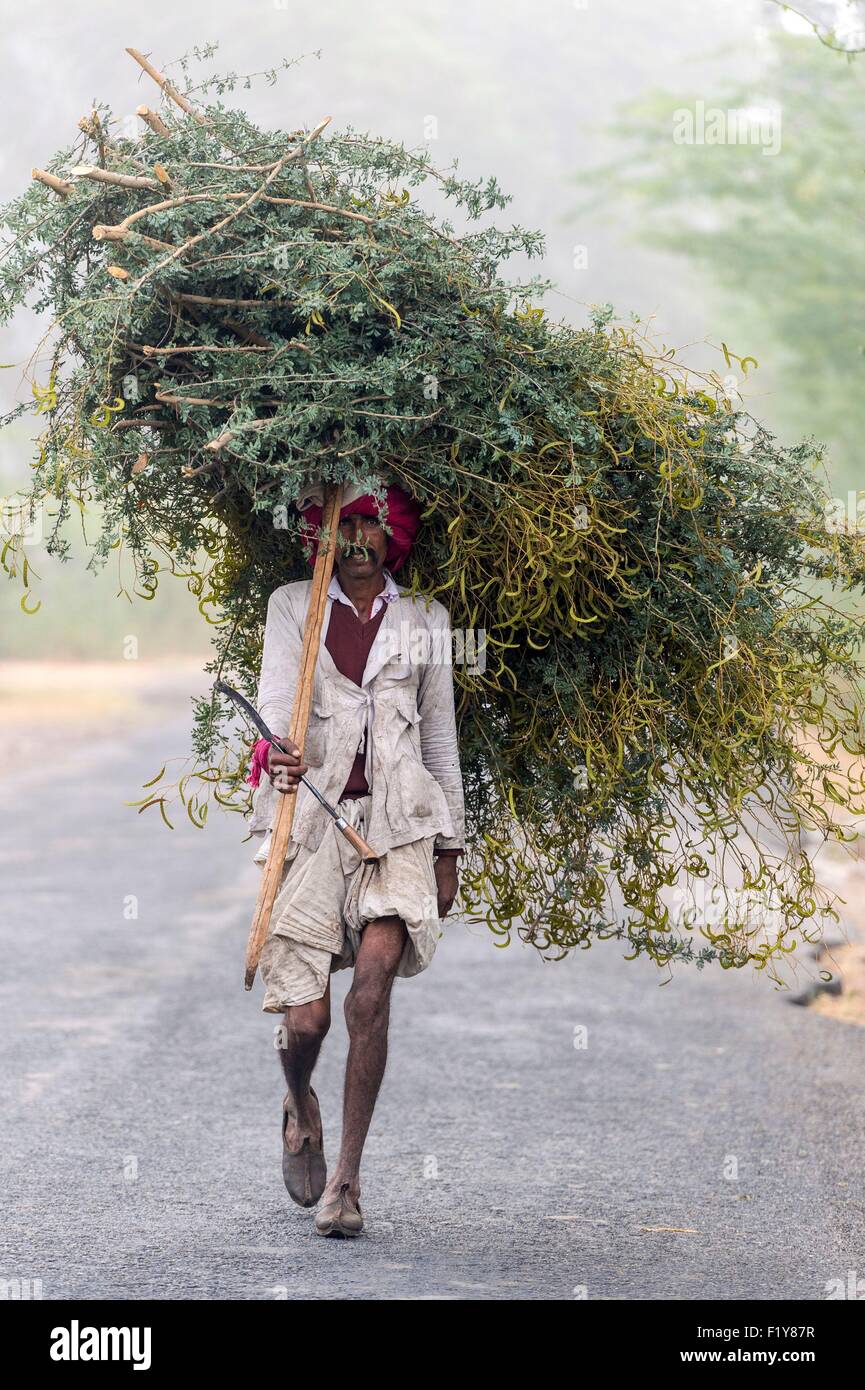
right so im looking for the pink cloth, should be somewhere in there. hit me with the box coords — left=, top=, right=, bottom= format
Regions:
left=300, top=483, right=421, bottom=573
left=246, top=737, right=272, bottom=788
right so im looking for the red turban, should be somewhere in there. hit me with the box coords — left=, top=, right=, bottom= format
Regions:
left=299, top=482, right=421, bottom=573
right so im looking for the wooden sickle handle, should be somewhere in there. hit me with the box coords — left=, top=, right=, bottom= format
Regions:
left=338, top=821, right=379, bottom=864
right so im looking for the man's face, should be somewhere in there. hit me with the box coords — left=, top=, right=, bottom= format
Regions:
left=336, top=510, right=387, bottom=579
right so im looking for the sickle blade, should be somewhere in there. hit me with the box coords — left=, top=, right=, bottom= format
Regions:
left=215, top=679, right=287, bottom=753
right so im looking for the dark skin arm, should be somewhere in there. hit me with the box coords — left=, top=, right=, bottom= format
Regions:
left=434, top=857, right=459, bottom=918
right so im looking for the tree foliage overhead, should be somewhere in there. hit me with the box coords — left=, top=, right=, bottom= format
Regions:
left=2, top=45, right=865, bottom=979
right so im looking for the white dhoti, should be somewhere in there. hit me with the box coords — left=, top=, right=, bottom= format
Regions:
left=254, top=795, right=442, bottom=1012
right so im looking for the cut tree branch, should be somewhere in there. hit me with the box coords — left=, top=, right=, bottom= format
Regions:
left=155, top=386, right=237, bottom=407
left=131, top=116, right=333, bottom=290
left=78, top=111, right=109, bottom=165
left=126, top=48, right=209, bottom=125
left=31, top=169, right=73, bottom=197
left=141, top=343, right=275, bottom=356
left=92, top=224, right=175, bottom=251
left=204, top=418, right=272, bottom=452
left=136, top=105, right=171, bottom=138
left=68, top=166, right=162, bottom=191
left=168, top=289, right=288, bottom=308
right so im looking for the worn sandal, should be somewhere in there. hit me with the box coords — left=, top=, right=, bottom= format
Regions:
left=314, top=1182, right=364, bottom=1238
left=281, top=1086, right=326, bottom=1208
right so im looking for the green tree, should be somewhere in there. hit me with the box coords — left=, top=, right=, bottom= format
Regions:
left=576, top=31, right=865, bottom=491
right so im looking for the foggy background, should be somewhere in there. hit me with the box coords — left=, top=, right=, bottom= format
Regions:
left=3, top=0, right=858, bottom=666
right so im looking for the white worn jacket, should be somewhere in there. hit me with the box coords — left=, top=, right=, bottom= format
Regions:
left=248, top=577, right=466, bottom=857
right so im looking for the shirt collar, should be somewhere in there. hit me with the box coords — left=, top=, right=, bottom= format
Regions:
left=328, top=568, right=400, bottom=619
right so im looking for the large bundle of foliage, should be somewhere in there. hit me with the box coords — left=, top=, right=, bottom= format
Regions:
left=3, top=47, right=865, bottom=978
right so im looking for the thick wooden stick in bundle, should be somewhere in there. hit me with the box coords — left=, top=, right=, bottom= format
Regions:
left=125, top=47, right=208, bottom=124
left=244, top=483, right=345, bottom=990
left=31, top=169, right=72, bottom=196
left=136, top=105, right=171, bottom=138
left=69, top=166, right=162, bottom=191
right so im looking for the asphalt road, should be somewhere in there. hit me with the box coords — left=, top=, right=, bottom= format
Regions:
left=2, top=702, right=864, bottom=1301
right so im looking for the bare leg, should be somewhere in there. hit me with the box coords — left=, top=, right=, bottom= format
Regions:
left=321, top=914, right=407, bottom=1204
left=279, top=980, right=331, bottom=1149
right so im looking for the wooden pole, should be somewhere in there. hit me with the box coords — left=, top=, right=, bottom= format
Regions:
left=244, top=482, right=344, bottom=990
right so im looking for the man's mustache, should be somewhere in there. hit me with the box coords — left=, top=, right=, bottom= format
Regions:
left=341, top=541, right=373, bottom=560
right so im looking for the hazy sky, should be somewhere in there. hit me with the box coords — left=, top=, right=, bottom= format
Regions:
left=0, top=0, right=777, bottom=368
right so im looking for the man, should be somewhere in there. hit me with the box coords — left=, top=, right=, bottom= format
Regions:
left=247, top=474, right=465, bottom=1238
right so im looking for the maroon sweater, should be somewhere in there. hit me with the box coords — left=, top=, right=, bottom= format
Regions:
left=326, top=592, right=462, bottom=857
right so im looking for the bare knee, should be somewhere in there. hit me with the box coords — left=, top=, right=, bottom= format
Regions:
left=284, top=999, right=330, bottom=1049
